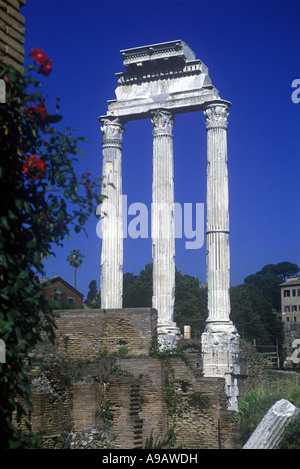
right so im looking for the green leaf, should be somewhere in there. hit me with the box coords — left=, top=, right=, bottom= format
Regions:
left=1, top=217, right=10, bottom=230
left=15, top=199, right=23, bottom=210
left=23, top=201, right=32, bottom=214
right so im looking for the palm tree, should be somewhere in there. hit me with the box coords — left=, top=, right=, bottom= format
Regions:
left=67, top=249, right=85, bottom=289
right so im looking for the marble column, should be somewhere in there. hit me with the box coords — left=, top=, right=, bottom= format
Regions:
left=205, top=102, right=231, bottom=325
left=151, top=110, right=180, bottom=348
left=100, top=117, right=124, bottom=309
left=201, top=102, right=240, bottom=410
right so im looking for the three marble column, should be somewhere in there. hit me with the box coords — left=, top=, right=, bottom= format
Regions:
left=99, top=104, right=239, bottom=381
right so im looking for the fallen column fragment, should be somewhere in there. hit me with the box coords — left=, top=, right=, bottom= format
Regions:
left=243, top=399, right=300, bottom=449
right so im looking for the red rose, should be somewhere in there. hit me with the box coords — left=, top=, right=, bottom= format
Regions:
left=25, top=105, right=47, bottom=122
left=37, top=60, right=52, bottom=76
left=23, top=155, right=48, bottom=180
left=29, top=49, right=52, bottom=76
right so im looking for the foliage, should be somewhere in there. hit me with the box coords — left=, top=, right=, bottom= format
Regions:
left=122, top=261, right=287, bottom=351
left=238, top=374, right=300, bottom=446
left=123, top=263, right=207, bottom=335
left=277, top=415, right=300, bottom=449
left=88, top=291, right=101, bottom=309
left=144, top=427, right=176, bottom=449
left=85, top=280, right=98, bottom=306
left=186, top=392, right=210, bottom=410
left=174, top=269, right=207, bottom=333
left=244, top=261, right=299, bottom=312
left=123, top=264, right=153, bottom=308
left=0, top=56, right=102, bottom=448
left=230, top=283, right=284, bottom=350
left=261, top=262, right=299, bottom=281
left=165, top=378, right=182, bottom=416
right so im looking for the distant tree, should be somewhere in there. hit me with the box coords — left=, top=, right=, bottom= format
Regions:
left=232, top=263, right=289, bottom=363
left=230, top=283, right=283, bottom=346
left=123, top=264, right=152, bottom=308
left=86, top=280, right=97, bottom=306
left=174, top=270, right=207, bottom=334
left=244, top=271, right=281, bottom=311
left=86, top=290, right=101, bottom=309
left=244, top=261, right=299, bottom=312
left=67, top=249, right=85, bottom=289
left=123, top=263, right=207, bottom=335
left=261, top=262, right=299, bottom=282
left=92, top=291, right=101, bottom=309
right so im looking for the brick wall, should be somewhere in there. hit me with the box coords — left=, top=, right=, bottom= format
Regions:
left=0, top=0, right=26, bottom=73
left=28, top=307, right=242, bottom=449
left=167, top=355, right=240, bottom=449
left=40, top=308, right=158, bottom=358
left=73, top=382, right=98, bottom=431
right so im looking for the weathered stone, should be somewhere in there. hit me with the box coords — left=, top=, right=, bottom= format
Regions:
left=201, top=323, right=240, bottom=411
left=243, top=399, right=300, bottom=449
left=100, top=40, right=219, bottom=121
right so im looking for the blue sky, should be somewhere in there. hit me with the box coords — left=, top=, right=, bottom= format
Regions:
left=24, top=0, right=300, bottom=298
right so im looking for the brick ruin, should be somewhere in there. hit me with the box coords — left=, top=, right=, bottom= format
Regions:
left=0, top=0, right=26, bottom=74
left=22, top=307, right=243, bottom=449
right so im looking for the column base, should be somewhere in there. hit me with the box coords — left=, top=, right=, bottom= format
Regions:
left=157, top=322, right=182, bottom=350
left=201, top=321, right=240, bottom=411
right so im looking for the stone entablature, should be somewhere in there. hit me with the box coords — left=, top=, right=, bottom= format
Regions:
left=120, top=40, right=196, bottom=70
left=101, top=40, right=220, bottom=121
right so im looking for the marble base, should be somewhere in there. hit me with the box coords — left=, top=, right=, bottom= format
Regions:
left=157, top=323, right=182, bottom=350
left=201, top=321, right=240, bottom=411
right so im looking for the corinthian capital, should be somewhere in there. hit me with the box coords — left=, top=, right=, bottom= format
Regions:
left=151, top=110, right=174, bottom=137
left=101, top=118, right=125, bottom=146
left=204, top=103, right=229, bottom=130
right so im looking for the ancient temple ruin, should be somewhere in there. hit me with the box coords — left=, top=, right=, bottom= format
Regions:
left=20, top=42, right=248, bottom=448
left=99, top=40, right=240, bottom=410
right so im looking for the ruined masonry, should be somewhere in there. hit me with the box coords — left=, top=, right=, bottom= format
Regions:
left=99, top=41, right=240, bottom=410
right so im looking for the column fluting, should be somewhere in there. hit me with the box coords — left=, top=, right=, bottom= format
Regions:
left=151, top=110, right=175, bottom=326
left=100, top=117, right=124, bottom=309
left=204, top=102, right=231, bottom=323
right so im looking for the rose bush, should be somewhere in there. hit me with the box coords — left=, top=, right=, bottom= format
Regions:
left=0, top=51, right=102, bottom=448
left=23, top=155, right=48, bottom=180
left=25, top=104, right=47, bottom=122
